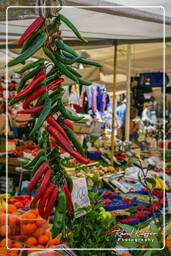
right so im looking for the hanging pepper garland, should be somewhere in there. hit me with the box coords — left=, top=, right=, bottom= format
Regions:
left=8, top=10, right=102, bottom=237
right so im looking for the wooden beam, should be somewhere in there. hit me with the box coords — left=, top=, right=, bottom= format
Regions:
left=111, top=42, right=118, bottom=166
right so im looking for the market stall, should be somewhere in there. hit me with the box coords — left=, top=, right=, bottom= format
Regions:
left=0, top=1, right=171, bottom=256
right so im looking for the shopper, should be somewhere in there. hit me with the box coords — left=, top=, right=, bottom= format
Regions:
left=115, top=98, right=127, bottom=140
left=0, top=100, right=6, bottom=135
left=142, top=102, right=152, bottom=124
left=130, top=107, right=139, bottom=143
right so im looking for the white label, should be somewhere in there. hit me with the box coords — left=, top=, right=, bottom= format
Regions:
left=23, top=152, right=34, bottom=160
left=71, top=178, right=90, bottom=218
left=167, top=193, right=171, bottom=213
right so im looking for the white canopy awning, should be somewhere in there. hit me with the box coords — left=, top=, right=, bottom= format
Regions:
left=0, top=0, right=171, bottom=44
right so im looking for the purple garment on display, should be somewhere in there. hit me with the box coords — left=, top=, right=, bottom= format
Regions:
left=97, top=87, right=104, bottom=112
left=92, top=85, right=98, bottom=113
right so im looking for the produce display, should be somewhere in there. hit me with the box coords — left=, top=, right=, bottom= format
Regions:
left=75, top=165, right=118, bottom=178
left=7, top=10, right=102, bottom=240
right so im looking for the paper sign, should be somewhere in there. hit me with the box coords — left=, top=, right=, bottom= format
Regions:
left=167, top=193, right=171, bottom=213
left=71, top=177, right=90, bottom=218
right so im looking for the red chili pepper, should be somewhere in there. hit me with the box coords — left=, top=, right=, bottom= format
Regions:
left=14, top=70, right=45, bottom=99
left=63, top=183, right=73, bottom=214
left=63, top=119, right=74, bottom=130
left=18, top=16, right=45, bottom=45
left=38, top=183, right=55, bottom=218
left=48, top=125, right=74, bottom=155
left=30, top=168, right=52, bottom=209
left=44, top=186, right=59, bottom=220
left=71, top=150, right=90, bottom=164
left=23, top=85, right=46, bottom=109
left=28, top=161, right=49, bottom=194
left=47, top=78, right=64, bottom=91
left=46, top=114, right=70, bottom=142
left=47, top=125, right=90, bottom=164
left=17, top=105, right=44, bottom=114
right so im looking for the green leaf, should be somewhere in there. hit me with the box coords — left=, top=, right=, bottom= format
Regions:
left=144, top=251, right=152, bottom=256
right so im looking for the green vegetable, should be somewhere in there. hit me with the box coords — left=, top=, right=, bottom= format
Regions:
left=15, top=59, right=45, bottom=74
left=46, top=73, right=61, bottom=85
left=21, top=28, right=42, bottom=53
left=24, top=150, right=46, bottom=168
left=49, top=88, right=64, bottom=99
left=30, top=97, right=52, bottom=136
left=51, top=103, right=60, bottom=114
left=78, top=78, right=92, bottom=86
left=10, top=95, right=26, bottom=105
left=61, top=123, right=85, bottom=157
left=36, top=91, right=48, bottom=106
left=66, top=65, right=82, bottom=78
left=63, top=52, right=102, bottom=67
left=43, top=48, right=79, bottom=84
left=59, top=14, right=88, bottom=43
left=46, top=66, right=58, bottom=77
left=51, top=93, right=63, bottom=105
left=56, top=40, right=79, bottom=57
left=64, top=172, right=73, bottom=193
left=52, top=191, right=67, bottom=238
left=58, top=99, right=84, bottom=121
left=8, top=33, right=47, bottom=67
left=55, top=53, right=82, bottom=65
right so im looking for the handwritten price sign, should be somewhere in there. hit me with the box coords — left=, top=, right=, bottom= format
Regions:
left=71, top=177, right=90, bottom=218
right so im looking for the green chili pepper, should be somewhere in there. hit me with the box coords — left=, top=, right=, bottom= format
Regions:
left=52, top=191, right=67, bottom=238
left=55, top=53, right=82, bottom=65
left=15, top=59, right=44, bottom=74
left=43, top=48, right=79, bottom=84
left=36, top=91, right=48, bottom=106
left=51, top=103, right=60, bottom=114
left=78, top=78, right=92, bottom=86
left=58, top=14, right=88, bottom=43
left=67, top=65, right=82, bottom=78
left=58, top=99, right=84, bottom=121
left=64, top=172, right=73, bottom=193
left=63, top=52, right=102, bottom=67
left=8, top=33, right=47, bottom=67
left=30, top=97, right=52, bottom=136
left=51, top=93, right=63, bottom=105
left=31, top=155, right=47, bottom=176
left=46, top=72, right=61, bottom=85
left=10, top=95, right=26, bottom=105
left=24, top=150, right=46, bottom=168
left=21, top=28, right=42, bottom=53
left=18, top=64, right=45, bottom=90
left=49, top=88, right=64, bottom=99
left=56, top=40, right=79, bottom=57
left=61, top=123, right=85, bottom=156
left=46, top=66, right=58, bottom=77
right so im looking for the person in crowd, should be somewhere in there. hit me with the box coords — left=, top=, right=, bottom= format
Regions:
left=142, top=102, right=152, bottom=124
left=115, top=98, right=127, bottom=140
left=130, top=107, right=139, bottom=143
left=0, top=100, right=6, bottom=135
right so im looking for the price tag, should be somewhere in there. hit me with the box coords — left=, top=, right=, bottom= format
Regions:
left=71, top=178, right=90, bottom=218
left=167, top=193, right=171, bottom=213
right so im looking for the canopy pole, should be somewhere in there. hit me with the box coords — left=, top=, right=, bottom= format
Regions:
left=125, top=44, right=132, bottom=142
left=111, top=42, right=118, bottom=166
